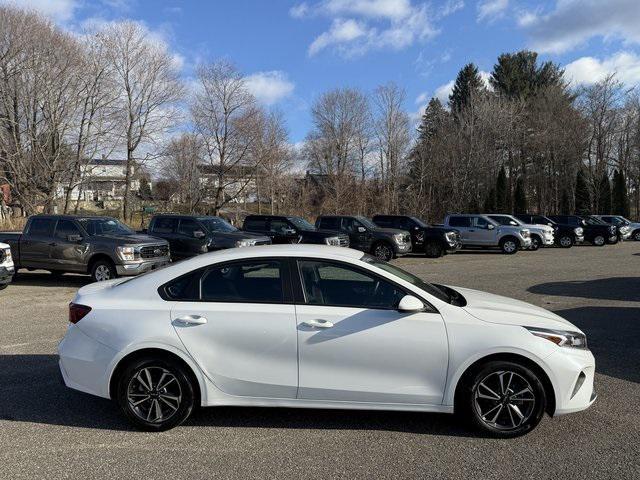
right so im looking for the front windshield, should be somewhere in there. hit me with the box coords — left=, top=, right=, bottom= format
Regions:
left=288, top=216, right=315, bottom=231
left=199, top=217, right=237, bottom=233
left=361, top=254, right=450, bottom=304
left=356, top=216, right=378, bottom=229
left=490, top=215, right=521, bottom=226
left=78, top=218, right=135, bottom=236
left=584, top=216, right=606, bottom=226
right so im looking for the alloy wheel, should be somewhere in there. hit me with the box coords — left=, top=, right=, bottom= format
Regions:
left=94, top=265, right=112, bottom=281
left=503, top=241, right=517, bottom=253
left=473, top=370, right=536, bottom=431
left=374, top=244, right=393, bottom=261
left=127, top=367, right=182, bottom=424
left=530, top=238, right=540, bottom=250
left=635, top=231, right=640, bottom=241
left=593, top=235, right=605, bottom=246
left=560, top=236, right=572, bottom=247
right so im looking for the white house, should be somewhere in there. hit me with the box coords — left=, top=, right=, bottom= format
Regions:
left=58, top=159, right=141, bottom=202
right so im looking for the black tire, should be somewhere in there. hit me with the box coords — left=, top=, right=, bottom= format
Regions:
left=424, top=241, right=444, bottom=258
left=0, top=284, right=7, bottom=290
left=633, top=230, right=640, bottom=241
left=592, top=235, right=606, bottom=247
left=116, top=356, right=195, bottom=431
left=499, top=237, right=519, bottom=254
left=372, top=241, right=394, bottom=261
left=459, top=361, right=546, bottom=438
left=529, top=235, right=541, bottom=251
left=90, top=258, right=117, bottom=282
left=558, top=234, right=573, bottom=248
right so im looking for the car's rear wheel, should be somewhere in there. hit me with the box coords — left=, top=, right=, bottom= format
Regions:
left=424, top=241, right=444, bottom=258
left=373, top=242, right=394, bottom=261
left=593, top=235, right=606, bottom=247
left=116, top=356, right=195, bottom=431
left=461, top=361, right=546, bottom=438
left=499, top=237, right=519, bottom=254
left=90, top=259, right=116, bottom=282
left=559, top=235, right=573, bottom=248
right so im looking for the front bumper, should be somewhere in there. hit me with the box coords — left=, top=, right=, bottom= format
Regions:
left=445, top=241, right=462, bottom=253
left=393, top=242, right=412, bottom=256
left=0, top=265, right=15, bottom=285
left=520, top=237, right=532, bottom=248
left=574, top=235, right=584, bottom=244
left=542, top=234, right=555, bottom=246
left=619, top=230, right=632, bottom=241
left=544, top=347, right=597, bottom=416
left=116, top=257, right=170, bottom=276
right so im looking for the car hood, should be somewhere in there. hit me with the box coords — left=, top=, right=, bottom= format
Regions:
left=451, top=285, right=581, bottom=332
left=521, top=223, right=553, bottom=234
left=94, top=233, right=168, bottom=245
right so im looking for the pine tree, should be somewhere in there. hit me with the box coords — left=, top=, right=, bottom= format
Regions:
left=612, top=169, right=630, bottom=217
left=490, top=50, right=565, bottom=99
left=483, top=188, right=496, bottom=212
left=597, top=172, right=611, bottom=214
left=574, top=170, right=591, bottom=215
left=513, top=177, right=527, bottom=214
left=416, top=97, right=446, bottom=143
left=495, top=166, right=509, bottom=212
left=449, top=63, right=485, bottom=113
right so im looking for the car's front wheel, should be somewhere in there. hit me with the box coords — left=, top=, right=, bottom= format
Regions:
left=558, top=234, right=573, bottom=248
left=90, top=259, right=117, bottom=282
left=373, top=242, right=394, bottom=261
left=424, top=241, right=444, bottom=258
left=116, top=356, right=195, bottom=431
left=499, top=237, right=519, bottom=254
left=460, top=361, right=546, bottom=438
left=592, top=235, right=606, bottom=247
left=529, top=235, right=541, bottom=251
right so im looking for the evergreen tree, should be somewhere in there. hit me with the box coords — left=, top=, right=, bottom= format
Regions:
left=513, top=177, right=527, bottom=214
left=416, top=97, right=446, bottom=143
left=559, top=189, right=571, bottom=215
left=574, top=170, right=591, bottom=215
left=612, top=169, right=630, bottom=217
left=449, top=63, right=485, bottom=113
left=483, top=188, right=496, bottom=213
left=597, top=172, right=611, bottom=214
left=490, top=50, right=565, bottom=99
left=495, top=166, right=509, bottom=212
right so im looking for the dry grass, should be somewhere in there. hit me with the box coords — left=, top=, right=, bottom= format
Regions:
left=0, top=217, right=27, bottom=232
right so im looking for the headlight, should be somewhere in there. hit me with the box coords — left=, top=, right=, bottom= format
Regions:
left=574, top=227, right=583, bottom=235
left=394, top=233, right=406, bottom=244
left=445, top=231, right=457, bottom=243
left=117, top=246, right=136, bottom=261
left=3, top=248, right=11, bottom=262
left=520, top=229, right=530, bottom=238
left=525, top=326, right=588, bottom=349
left=236, top=239, right=257, bottom=248
left=324, top=236, right=341, bottom=246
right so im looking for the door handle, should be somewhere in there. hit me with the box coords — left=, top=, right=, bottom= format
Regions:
left=173, top=315, right=208, bottom=326
left=302, top=319, right=334, bottom=329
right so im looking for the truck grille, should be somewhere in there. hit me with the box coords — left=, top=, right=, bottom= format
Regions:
left=338, top=234, right=350, bottom=247
left=140, top=244, right=169, bottom=259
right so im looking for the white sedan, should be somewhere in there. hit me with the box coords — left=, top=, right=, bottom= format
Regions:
left=58, top=245, right=596, bottom=436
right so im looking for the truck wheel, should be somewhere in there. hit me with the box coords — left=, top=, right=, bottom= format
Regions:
left=559, top=235, right=573, bottom=248
left=424, top=241, right=444, bottom=258
left=529, top=235, right=541, bottom=251
left=90, top=259, right=117, bottom=282
left=372, top=242, right=394, bottom=261
left=592, top=235, right=606, bottom=247
left=499, top=237, right=519, bottom=254
left=633, top=230, right=640, bottom=241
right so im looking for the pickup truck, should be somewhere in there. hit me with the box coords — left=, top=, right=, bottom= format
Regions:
left=514, top=214, right=584, bottom=248
left=0, top=215, right=170, bottom=282
left=243, top=215, right=349, bottom=247
left=487, top=214, right=554, bottom=250
left=592, top=215, right=633, bottom=241
left=372, top=214, right=461, bottom=258
left=547, top=215, right=618, bottom=246
left=143, top=214, right=271, bottom=260
left=443, top=214, right=531, bottom=254
left=0, top=242, right=14, bottom=290
left=315, top=215, right=412, bottom=261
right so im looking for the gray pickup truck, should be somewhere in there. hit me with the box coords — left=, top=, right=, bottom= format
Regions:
left=0, top=215, right=170, bottom=282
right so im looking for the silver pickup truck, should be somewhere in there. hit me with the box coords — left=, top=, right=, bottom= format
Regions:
left=0, top=215, right=170, bottom=282
left=443, top=214, right=532, bottom=254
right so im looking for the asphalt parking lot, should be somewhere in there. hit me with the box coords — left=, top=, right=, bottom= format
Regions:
left=1, top=243, right=639, bottom=479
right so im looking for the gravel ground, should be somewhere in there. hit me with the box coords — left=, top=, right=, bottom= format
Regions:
left=1, top=242, right=639, bottom=479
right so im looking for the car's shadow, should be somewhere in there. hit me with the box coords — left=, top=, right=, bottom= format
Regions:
left=10, top=271, right=90, bottom=288
left=0, top=354, right=473, bottom=435
left=529, top=277, right=640, bottom=302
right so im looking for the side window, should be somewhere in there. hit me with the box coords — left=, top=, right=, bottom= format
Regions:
left=298, top=260, right=405, bottom=309
left=27, top=218, right=55, bottom=236
left=270, top=219, right=291, bottom=234
left=341, top=217, right=360, bottom=233
left=318, top=217, right=340, bottom=230
left=54, top=220, right=81, bottom=241
left=152, top=217, right=178, bottom=234
left=201, top=260, right=284, bottom=303
left=244, top=218, right=266, bottom=231
left=448, top=216, right=471, bottom=228
left=473, top=217, right=490, bottom=228
left=178, top=219, right=200, bottom=236
left=163, top=270, right=202, bottom=301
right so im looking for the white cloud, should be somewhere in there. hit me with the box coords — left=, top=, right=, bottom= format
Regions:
left=244, top=71, right=295, bottom=106
left=522, top=0, right=640, bottom=54
left=564, top=51, right=640, bottom=86
left=434, top=80, right=455, bottom=104
left=293, top=0, right=439, bottom=57
left=477, top=0, right=509, bottom=23
left=0, top=0, right=79, bottom=22
left=440, top=0, right=464, bottom=18
left=415, top=91, right=429, bottom=104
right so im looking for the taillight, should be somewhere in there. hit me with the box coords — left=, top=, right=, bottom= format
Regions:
left=69, top=303, right=92, bottom=324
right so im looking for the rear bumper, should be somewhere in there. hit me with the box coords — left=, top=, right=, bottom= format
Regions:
left=116, top=257, right=170, bottom=276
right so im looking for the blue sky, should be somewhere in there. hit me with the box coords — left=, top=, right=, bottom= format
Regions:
left=6, top=0, right=640, bottom=142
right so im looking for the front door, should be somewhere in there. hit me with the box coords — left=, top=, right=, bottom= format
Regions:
left=50, top=219, right=85, bottom=272
left=295, top=259, right=448, bottom=405
left=467, top=216, right=495, bottom=245
left=341, top=217, right=371, bottom=251
left=170, top=258, right=298, bottom=399
left=176, top=218, right=205, bottom=258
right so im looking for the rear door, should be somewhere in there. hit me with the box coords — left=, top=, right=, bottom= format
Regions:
left=49, top=219, right=85, bottom=272
left=20, top=217, right=56, bottom=268
left=168, top=258, right=298, bottom=399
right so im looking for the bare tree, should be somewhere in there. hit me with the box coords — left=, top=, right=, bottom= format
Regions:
left=160, top=133, right=204, bottom=213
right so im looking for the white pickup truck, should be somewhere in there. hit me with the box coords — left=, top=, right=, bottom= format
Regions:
left=0, top=242, right=14, bottom=290
left=443, top=214, right=532, bottom=254
left=487, top=214, right=555, bottom=250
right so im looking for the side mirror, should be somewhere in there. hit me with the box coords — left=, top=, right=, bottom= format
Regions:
left=357, top=226, right=367, bottom=233
left=284, top=227, right=297, bottom=235
left=67, top=234, right=83, bottom=242
left=193, top=230, right=206, bottom=239
left=487, top=224, right=495, bottom=230
left=397, top=295, right=424, bottom=312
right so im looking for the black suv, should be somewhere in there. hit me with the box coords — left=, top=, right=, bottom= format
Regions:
left=547, top=215, right=618, bottom=246
left=372, top=214, right=460, bottom=258
left=145, top=214, right=271, bottom=260
left=242, top=215, right=349, bottom=246
left=315, top=215, right=411, bottom=261
left=514, top=214, right=584, bottom=248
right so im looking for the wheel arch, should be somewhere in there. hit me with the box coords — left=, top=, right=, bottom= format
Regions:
left=87, top=253, right=116, bottom=274
left=108, top=347, right=204, bottom=407
left=451, top=352, right=556, bottom=416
